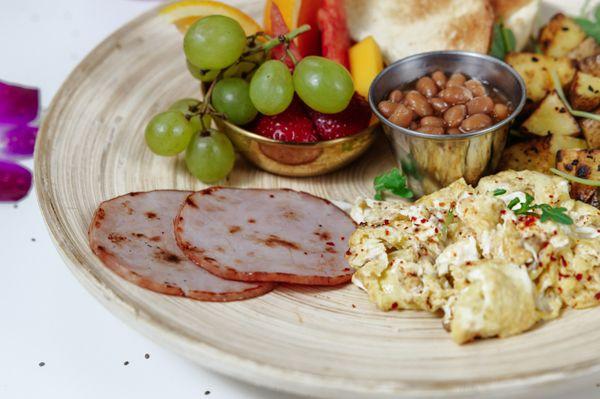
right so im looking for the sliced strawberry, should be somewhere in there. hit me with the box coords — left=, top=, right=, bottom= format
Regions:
left=317, top=0, right=350, bottom=69
left=269, top=3, right=303, bottom=70
left=254, top=99, right=318, bottom=143
left=308, top=95, right=371, bottom=140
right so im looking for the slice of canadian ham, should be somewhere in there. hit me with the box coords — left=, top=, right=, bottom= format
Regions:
left=175, top=187, right=356, bottom=285
left=88, top=190, right=275, bottom=301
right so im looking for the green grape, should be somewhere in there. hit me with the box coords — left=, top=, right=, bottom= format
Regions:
left=293, top=56, right=354, bottom=114
left=185, top=129, right=235, bottom=183
left=184, top=15, right=247, bottom=70
left=211, top=78, right=257, bottom=125
left=145, top=111, right=195, bottom=156
left=186, top=61, right=219, bottom=82
left=249, top=60, right=294, bottom=115
left=168, top=98, right=212, bottom=132
left=224, top=52, right=265, bottom=79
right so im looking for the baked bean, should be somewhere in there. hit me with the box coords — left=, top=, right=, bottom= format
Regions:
left=378, top=101, right=398, bottom=118
left=443, top=105, right=467, bottom=128
left=460, top=113, right=492, bottom=132
left=416, top=77, right=438, bottom=98
left=493, top=103, right=510, bottom=120
left=429, top=98, right=449, bottom=113
left=388, top=89, right=404, bottom=103
left=420, top=116, right=445, bottom=127
left=404, top=90, right=433, bottom=117
left=466, top=95, right=494, bottom=115
left=465, top=79, right=486, bottom=97
left=417, top=126, right=445, bottom=135
left=439, top=86, right=473, bottom=105
left=447, top=73, right=466, bottom=88
left=432, top=70, right=447, bottom=89
left=389, top=104, right=414, bottom=128
left=447, top=128, right=461, bottom=134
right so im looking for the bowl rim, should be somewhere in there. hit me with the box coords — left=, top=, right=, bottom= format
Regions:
left=217, top=118, right=380, bottom=147
left=368, top=50, right=527, bottom=141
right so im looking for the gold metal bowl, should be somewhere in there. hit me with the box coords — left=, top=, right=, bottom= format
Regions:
left=214, top=118, right=379, bottom=177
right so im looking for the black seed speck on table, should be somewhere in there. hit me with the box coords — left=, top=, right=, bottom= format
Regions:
left=13, top=204, right=18, bottom=209
left=123, top=361, right=129, bottom=366
left=204, top=390, right=211, bottom=395
left=31, top=238, right=36, bottom=242
left=38, top=362, right=45, bottom=367
left=144, top=353, right=150, bottom=359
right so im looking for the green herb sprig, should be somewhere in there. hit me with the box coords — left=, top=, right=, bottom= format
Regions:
left=373, top=168, right=413, bottom=201
left=575, top=3, right=600, bottom=43
left=498, top=191, right=574, bottom=225
left=490, top=21, right=516, bottom=60
left=493, top=188, right=507, bottom=196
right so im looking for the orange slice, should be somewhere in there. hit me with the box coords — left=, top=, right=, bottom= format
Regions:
left=160, top=0, right=262, bottom=35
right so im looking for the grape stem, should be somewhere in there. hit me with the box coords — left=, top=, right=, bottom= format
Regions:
left=254, top=24, right=311, bottom=53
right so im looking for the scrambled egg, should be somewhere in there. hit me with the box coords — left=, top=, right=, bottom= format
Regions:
left=347, top=170, right=600, bottom=344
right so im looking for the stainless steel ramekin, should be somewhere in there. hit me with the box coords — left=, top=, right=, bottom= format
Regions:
left=369, top=51, right=526, bottom=197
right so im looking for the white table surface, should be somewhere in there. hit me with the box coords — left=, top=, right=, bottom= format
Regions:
left=1, top=1, right=599, bottom=398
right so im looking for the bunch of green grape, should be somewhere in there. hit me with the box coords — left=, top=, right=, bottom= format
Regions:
left=145, top=14, right=354, bottom=183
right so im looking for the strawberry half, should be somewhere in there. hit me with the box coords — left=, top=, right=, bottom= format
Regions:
left=254, top=99, right=318, bottom=143
left=317, top=0, right=351, bottom=69
left=308, top=95, right=371, bottom=140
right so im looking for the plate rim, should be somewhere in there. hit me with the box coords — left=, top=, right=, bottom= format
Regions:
left=34, top=2, right=600, bottom=398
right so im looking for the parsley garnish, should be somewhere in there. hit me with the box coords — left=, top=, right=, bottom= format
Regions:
left=490, top=21, right=516, bottom=59
left=493, top=188, right=507, bottom=196
left=438, top=208, right=455, bottom=240
left=373, top=168, right=413, bottom=201
left=538, top=204, right=573, bottom=225
left=502, top=193, right=574, bottom=225
left=575, top=3, right=600, bottom=44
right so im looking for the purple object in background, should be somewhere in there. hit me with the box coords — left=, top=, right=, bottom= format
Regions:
left=0, top=160, right=32, bottom=201
left=0, top=124, right=37, bottom=158
left=0, top=81, right=39, bottom=125
left=0, top=80, right=40, bottom=202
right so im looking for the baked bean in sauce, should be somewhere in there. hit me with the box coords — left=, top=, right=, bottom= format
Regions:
left=378, top=70, right=512, bottom=135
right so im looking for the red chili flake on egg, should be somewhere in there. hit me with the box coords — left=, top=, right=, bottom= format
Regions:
left=343, top=268, right=351, bottom=272
left=550, top=255, right=557, bottom=261
left=411, top=216, right=417, bottom=222
left=439, top=202, right=446, bottom=207
left=326, top=242, right=335, bottom=246
left=595, top=293, right=600, bottom=300
left=345, top=249, right=352, bottom=256
left=434, top=227, right=439, bottom=233
left=558, top=273, right=569, bottom=280
left=385, top=230, right=390, bottom=236
left=541, top=242, right=549, bottom=250
left=391, top=302, right=398, bottom=310
left=576, top=274, right=583, bottom=281
left=383, top=219, right=390, bottom=225
left=561, top=256, right=567, bottom=267
left=500, top=210, right=506, bottom=215
left=523, top=215, right=537, bottom=227
left=420, top=218, right=427, bottom=224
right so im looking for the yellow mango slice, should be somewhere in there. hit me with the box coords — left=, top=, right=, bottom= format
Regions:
left=349, top=36, right=383, bottom=99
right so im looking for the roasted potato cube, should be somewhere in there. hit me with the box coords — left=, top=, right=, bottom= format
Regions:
left=498, top=134, right=587, bottom=173
left=506, top=52, right=576, bottom=101
left=556, top=149, right=600, bottom=207
left=521, top=92, right=581, bottom=136
left=499, top=137, right=553, bottom=173
left=582, top=109, right=600, bottom=148
left=580, top=54, right=600, bottom=77
left=569, top=71, right=600, bottom=111
left=539, top=13, right=587, bottom=58
left=568, top=37, right=600, bottom=62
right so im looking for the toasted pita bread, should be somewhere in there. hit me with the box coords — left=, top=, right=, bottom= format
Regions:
left=345, top=0, right=494, bottom=63
left=491, top=0, right=540, bottom=50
